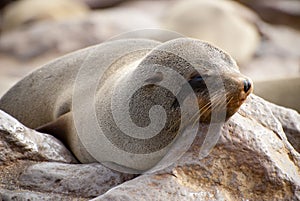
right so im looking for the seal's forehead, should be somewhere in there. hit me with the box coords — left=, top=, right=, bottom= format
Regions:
left=142, top=38, right=239, bottom=73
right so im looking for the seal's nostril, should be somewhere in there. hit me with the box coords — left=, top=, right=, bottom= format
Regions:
left=243, top=79, right=252, bottom=93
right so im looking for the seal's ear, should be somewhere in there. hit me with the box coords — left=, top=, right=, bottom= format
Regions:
left=144, top=71, right=163, bottom=85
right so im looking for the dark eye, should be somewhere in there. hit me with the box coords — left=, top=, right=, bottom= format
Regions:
left=193, top=75, right=203, bottom=82
left=188, top=75, right=205, bottom=89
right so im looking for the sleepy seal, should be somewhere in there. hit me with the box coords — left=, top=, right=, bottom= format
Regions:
left=0, top=37, right=253, bottom=173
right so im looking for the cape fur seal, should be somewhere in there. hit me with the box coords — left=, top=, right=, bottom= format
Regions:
left=0, top=37, right=252, bottom=172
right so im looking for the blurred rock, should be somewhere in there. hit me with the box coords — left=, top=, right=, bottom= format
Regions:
left=2, top=0, right=89, bottom=32
left=0, top=9, right=159, bottom=61
left=162, top=0, right=260, bottom=65
left=235, top=0, right=300, bottom=87
left=0, top=3, right=161, bottom=98
left=241, top=22, right=300, bottom=81
left=80, top=0, right=127, bottom=9
left=121, top=0, right=170, bottom=20
left=0, top=0, right=17, bottom=10
left=257, top=23, right=300, bottom=59
left=254, top=77, right=300, bottom=112
left=94, top=95, right=300, bottom=200
left=237, top=0, right=300, bottom=30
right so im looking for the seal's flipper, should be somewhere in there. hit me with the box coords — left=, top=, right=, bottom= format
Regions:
left=36, top=112, right=73, bottom=147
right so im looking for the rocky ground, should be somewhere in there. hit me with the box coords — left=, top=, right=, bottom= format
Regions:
left=0, top=95, right=299, bottom=200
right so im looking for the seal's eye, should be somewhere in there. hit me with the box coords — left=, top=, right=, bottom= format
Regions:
left=189, top=75, right=205, bottom=89
left=193, top=76, right=203, bottom=82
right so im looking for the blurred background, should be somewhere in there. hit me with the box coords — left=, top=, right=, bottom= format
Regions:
left=0, top=0, right=299, bottom=111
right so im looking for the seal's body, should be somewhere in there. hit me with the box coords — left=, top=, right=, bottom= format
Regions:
left=0, top=38, right=252, bottom=172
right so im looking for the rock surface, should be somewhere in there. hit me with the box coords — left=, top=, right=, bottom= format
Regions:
left=0, top=94, right=299, bottom=200
left=0, top=110, right=76, bottom=163
left=0, top=110, right=134, bottom=200
left=0, top=188, right=83, bottom=201
left=236, top=0, right=300, bottom=30
left=268, top=101, right=300, bottom=153
left=94, top=95, right=300, bottom=200
left=19, top=162, right=135, bottom=198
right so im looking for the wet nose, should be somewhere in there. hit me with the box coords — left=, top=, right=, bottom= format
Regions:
left=243, top=79, right=252, bottom=93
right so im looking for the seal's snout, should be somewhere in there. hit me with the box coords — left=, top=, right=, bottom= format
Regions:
left=238, top=77, right=253, bottom=104
left=243, top=79, right=252, bottom=93
left=223, top=75, right=253, bottom=120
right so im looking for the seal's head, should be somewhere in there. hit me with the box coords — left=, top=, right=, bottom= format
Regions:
left=128, top=38, right=253, bottom=125
left=182, top=68, right=253, bottom=123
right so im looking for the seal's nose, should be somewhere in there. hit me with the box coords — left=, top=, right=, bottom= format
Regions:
left=243, top=79, right=252, bottom=93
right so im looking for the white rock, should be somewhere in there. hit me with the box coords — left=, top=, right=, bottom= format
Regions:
left=0, top=110, right=76, bottom=163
